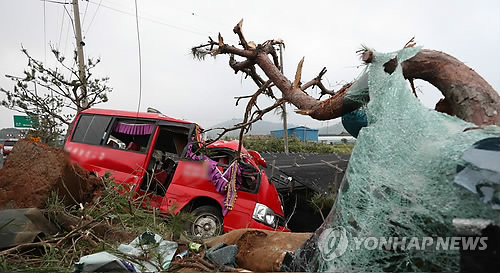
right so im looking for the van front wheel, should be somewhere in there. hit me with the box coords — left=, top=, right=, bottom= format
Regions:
left=190, top=206, right=223, bottom=238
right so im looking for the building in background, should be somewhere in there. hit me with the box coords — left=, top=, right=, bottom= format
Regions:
left=270, top=126, right=318, bottom=142
left=318, top=131, right=356, bottom=144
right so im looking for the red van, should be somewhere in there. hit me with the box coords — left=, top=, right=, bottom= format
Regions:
left=64, top=108, right=288, bottom=237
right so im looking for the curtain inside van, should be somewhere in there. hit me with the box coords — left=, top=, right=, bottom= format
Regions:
left=113, top=122, right=155, bottom=135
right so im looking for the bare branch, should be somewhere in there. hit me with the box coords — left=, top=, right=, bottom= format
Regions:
left=233, top=19, right=249, bottom=49
left=194, top=20, right=500, bottom=126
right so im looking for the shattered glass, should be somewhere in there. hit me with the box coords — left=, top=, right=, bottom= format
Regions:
left=287, top=47, right=500, bottom=272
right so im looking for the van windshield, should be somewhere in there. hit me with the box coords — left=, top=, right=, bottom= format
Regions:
left=106, top=119, right=155, bottom=153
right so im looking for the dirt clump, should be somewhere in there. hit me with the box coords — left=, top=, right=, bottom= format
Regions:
left=0, top=139, right=102, bottom=209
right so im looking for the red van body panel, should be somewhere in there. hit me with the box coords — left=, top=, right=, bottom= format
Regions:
left=64, top=108, right=289, bottom=233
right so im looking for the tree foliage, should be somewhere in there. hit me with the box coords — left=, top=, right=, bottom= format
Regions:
left=0, top=46, right=112, bottom=144
left=241, top=136, right=353, bottom=154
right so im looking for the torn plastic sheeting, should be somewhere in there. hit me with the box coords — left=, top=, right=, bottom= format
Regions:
left=454, top=137, right=500, bottom=209
left=74, top=232, right=178, bottom=272
left=74, top=251, right=136, bottom=272
left=284, top=47, right=500, bottom=272
left=0, top=208, right=58, bottom=249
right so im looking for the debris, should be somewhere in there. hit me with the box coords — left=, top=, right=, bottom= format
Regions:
left=205, top=243, right=238, bottom=267
left=74, top=251, right=136, bottom=272
left=188, top=242, right=203, bottom=252
left=0, top=140, right=102, bottom=209
left=75, top=231, right=178, bottom=272
left=204, top=228, right=312, bottom=272
left=454, top=137, right=500, bottom=209
left=0, top=208, right=58, bottom=249
left=175, top=250, right=189, bottom=262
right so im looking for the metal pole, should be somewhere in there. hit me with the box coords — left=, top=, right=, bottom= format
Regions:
left=72, top=0, right=88, bottom=110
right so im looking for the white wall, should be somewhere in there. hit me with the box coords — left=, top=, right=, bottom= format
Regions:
left=318, top=136, right=356, bottom=144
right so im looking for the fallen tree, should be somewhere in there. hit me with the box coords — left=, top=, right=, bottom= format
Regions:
left=192, top=20, right=499, bottom=127
left=192, top=21, right=500, bottom=272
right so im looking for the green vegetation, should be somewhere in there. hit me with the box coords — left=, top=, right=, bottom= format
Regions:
left=241, top=135, right=354, bottom=154
left=1, top=173, right=194, bottom=272
left=310, top=191, right=337, bottom=221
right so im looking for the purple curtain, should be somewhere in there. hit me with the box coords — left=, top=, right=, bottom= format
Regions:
left=113, top=122, right=155, bottom=135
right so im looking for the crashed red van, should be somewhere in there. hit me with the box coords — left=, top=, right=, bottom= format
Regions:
left=64, top=108, right=288, bottom=237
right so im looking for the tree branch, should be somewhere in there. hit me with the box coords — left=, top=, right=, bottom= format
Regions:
left=194, top=20, right=500, bottom=126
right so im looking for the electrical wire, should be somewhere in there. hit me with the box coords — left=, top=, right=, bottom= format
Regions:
left=134, top=0, right=142, bottom=117
left=85, top=0, right=102, bottom=35
left=81, top=0, right=89, bottom=26
left=43, top=0, right=47, bottom=63
left=58, top=6, right=66, bottom=48
left=63, top=5, right=76, bottom=38
left=87, top=0, right=209, bottom=37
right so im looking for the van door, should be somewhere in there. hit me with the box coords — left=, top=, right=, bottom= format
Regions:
left=138, top=123, right=192, bottom=199
left=99, top=118, right=157, bottom=187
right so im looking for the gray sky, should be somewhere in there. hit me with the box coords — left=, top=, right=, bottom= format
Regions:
left=1, top=0, right=499, bottom=130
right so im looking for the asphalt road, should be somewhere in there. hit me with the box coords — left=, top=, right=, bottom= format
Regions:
left=0, top=155, right=3, bottom=168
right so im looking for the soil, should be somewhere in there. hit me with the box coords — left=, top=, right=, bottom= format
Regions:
left=204, top=228, right=312, bottom=272
left=0, top=139, right=102, bottom=209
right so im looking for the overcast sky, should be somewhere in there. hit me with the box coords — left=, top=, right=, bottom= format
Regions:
left=0, top=0, right=499, bottom=130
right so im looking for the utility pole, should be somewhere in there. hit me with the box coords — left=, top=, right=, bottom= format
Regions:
left=279, top=44, right=289, bottom=154
left=72, top=0, right=88, bottom=110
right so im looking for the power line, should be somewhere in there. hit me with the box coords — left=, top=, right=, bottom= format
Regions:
left=63, top=11, right=72, bottom=57
left=85, top=0, right=102, bottom=35
left=58, top=6, right=66, bottom=48
left=133, top=0, right=142, bottom=116
left=43, top=0, right=47, bottom=63
left=63, top=5, right=77, bottom=38
left=81, top=0, right=90, bottom=26
left=40, top=0, right=70, bottom=4
left=87, top=0, right=209, bottom=37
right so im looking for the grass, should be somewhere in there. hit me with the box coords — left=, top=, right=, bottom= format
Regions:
left=1, top=172, right=196, bottom=272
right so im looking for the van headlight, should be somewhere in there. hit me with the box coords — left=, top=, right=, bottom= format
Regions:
left=252, top=203, right=278, bottom=228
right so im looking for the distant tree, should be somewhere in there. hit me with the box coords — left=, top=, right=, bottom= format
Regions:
left=0, top=46, right=112, bottom=144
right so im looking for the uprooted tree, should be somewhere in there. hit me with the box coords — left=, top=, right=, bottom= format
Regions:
left=192, top=20, right=499, bottom=134
left=192, top=21, right=500, bottom=272
left=0, top=46, right=111, bottom=145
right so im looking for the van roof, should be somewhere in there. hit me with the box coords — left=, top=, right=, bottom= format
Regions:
left=82, top=108, right=195, bottom=125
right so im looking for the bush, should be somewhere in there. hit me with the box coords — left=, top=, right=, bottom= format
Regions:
left=242, top=136, right=354, bottom=154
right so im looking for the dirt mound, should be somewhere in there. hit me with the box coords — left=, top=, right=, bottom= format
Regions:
left=0, top=139, right=102, bottom=209
left=205, top=228, right=312, bottom=271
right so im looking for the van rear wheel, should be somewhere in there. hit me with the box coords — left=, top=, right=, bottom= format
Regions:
left=190, top=206, right=223, bottom=238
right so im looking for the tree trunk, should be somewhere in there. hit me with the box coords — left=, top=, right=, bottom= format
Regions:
left=402, top=49, right=500, bottom=126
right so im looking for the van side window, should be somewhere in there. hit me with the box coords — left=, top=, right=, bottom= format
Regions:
left=106, top=119, right=155, bottom=153
left=71, top=115, right=112, bottom=145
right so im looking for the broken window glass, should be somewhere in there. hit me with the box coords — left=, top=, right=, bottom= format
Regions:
left=284, top=47, right=499, bottom=272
